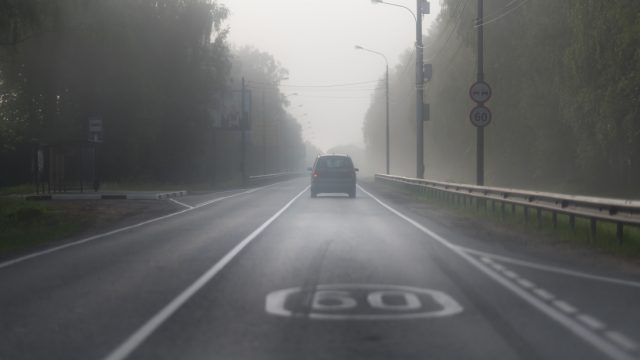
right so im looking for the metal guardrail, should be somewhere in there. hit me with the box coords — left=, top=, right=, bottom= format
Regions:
left=375, top=173, right=640, bottom=243
left=247, top=172, right=305, bottom=186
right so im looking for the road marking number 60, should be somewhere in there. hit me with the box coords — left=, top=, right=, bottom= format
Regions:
left=265, top=284, right=463, bottom=320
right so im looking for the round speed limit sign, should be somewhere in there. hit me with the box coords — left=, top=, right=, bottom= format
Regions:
left=470, top=105, right=492, bottom=127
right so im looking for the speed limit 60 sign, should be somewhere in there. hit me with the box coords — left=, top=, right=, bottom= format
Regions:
left=470, top=105, right=492, bottom=127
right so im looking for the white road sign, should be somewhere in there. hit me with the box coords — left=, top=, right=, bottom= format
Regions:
left=469, top=81, right=492, bottom=103
left=470, top=105, right=492, bottom=127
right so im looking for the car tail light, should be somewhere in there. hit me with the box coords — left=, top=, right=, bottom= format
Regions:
left=313, top=171, right=319, bottom=177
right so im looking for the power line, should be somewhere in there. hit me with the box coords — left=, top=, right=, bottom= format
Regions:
left=474, top=0, right=529, bottom=27
left=251, top=79, right=381, bottom=88
left=424, top=0, right=471, bottom=63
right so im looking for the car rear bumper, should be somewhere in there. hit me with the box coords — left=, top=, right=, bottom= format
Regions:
left=311, top=179, right=356, bottom=194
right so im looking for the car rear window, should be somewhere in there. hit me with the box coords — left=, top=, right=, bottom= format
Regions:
left=316, top=156, right=353, bottom=169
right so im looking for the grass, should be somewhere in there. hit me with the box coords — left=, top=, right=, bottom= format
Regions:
left=0, top=198, right=90, bottom=255
left=396, top=183, right=640, bottom=259
left=0, top=183, right=35, bottom=196
left=99, top=179, right=243, bottom=193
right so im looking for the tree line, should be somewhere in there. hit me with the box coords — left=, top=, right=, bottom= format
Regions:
left=363, top=0, right=640, bottom=197
left=0, top=0, right=305, bottom=187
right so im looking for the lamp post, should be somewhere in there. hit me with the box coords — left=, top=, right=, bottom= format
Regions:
left=371, top=0, right=429, bottom=179
left=355, top=45, right=390, bottom=175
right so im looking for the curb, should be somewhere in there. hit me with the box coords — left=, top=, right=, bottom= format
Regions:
left=25, top=191, right=188, bottom=201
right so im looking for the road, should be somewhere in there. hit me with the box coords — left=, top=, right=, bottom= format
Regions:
left=1, top=178, right=639, bottom=360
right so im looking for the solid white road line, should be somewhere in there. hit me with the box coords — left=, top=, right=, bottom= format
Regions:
left=103, top=186, right=309, bottom=360
left=358, top=185, right=636, bottom=360
left=0, top=186, right=272, bottom=270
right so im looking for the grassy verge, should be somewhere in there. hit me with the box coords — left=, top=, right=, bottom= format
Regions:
left=0, top=198, right=91, bottom=256
left=394, top=182, right=640, bottom=259
left=99, top=179, right=242, bottom=193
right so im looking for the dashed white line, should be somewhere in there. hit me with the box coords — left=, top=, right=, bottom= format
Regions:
left=606, top=331, right=639, bottom=351
left=457, top=246, right=640, bottom=289
left=490, top=263, right=505, bottom=271
left=516, top=278, right=535, bottom=289
left=553, top=300, right=578, bottom=314
left=502, top=270, right=519, bottom=279
left=533, top=288, right=555, bottom=301
left=359, top=185, right=636, bottom=360
left=577, top=314, right=606, bottom=330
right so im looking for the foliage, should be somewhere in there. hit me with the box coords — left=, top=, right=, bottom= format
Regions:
left=0, top=1, right=305, bottom=187
left=363, top=0, right=640, bottom=197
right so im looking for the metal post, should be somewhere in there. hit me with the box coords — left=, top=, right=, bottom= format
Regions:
left=262, top=90, right=267, bottom=174
left=385, top=63, right=390, bottom=175
left=241, top=77, right=247, bottom=186
left=476, top=0, right=485, bottom=185
left=416, top=0, right=425, bottom=179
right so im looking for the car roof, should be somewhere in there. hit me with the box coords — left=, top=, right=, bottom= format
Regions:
left=317, top=154, right=350, bottom=158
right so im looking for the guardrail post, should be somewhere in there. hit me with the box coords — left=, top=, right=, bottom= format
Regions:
left=501, top=201, right=505, bottom=219
left=511, top=203, right=516, bottom=215
left=590, top=218, right=597, bottom=238
left=524, top=206, right=529, bottom=225
left=616, top=223, right=623, bottom=244
left=569, top=214, right=576, bottom=231
left=536, top=208, right=542, bottom=229
left=552, top=211, right=557, bottom=229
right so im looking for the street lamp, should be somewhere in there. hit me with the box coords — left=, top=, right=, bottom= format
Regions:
left=372, top=0, right=430, bottom=179
left=355, top=45, right=390, bottom=175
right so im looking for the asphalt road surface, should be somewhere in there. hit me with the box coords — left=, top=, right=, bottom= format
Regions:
left=1, top=178, right=639, bottom=360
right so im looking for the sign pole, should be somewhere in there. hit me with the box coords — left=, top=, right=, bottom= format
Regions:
left=476, top=0, right=485, bottom=186
left=241, top=77, right=247, bottom=186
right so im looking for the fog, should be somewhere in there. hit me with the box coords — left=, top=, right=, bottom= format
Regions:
left=2, top=0, right=639, bottom=197
left=223, top=0, right=441, bottom=153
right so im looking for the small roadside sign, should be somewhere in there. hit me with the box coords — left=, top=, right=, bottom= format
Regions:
left=469, top=81, right=492, bottom=103
left=88, top=116, right=103, bottom=142
left=470, top=105, right=491, bottom=127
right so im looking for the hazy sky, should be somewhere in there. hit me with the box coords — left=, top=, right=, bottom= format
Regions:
left=221, top=0, right=441, bottom=151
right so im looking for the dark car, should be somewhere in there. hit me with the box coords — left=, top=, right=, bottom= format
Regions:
left=308, top=154, right=358, bottom=198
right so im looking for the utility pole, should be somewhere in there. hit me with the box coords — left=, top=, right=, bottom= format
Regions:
left=385, top=62, right=390, bottom=175
left=415, top=0, right=427, bottom=179
left=261, top=90, right=267, bottom=174
left=241, top=77, right=247, bottom=186
left=476, top=0, right=485, bottom=185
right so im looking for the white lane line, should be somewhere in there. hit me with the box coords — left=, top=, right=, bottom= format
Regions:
left=490, top=263, right=505, bottom=271
left=457, top=246, right=640, bottom=289
left=606, top=332, right=638, bottom=351
left=168, top=198, right=193, bottom=209
left=103, top=186, right=309, bottom=360
left=0, top=185, right=275, bottom=270
left=577, top=314, right=606, bottom=330
left=358, top=185, right=636, bottom=360
left=502, top=270, right=519, bottom=279
left=553, top=300, right=578, bottom=314
left=533, top=288, right=556, bottom=301
left=516, top=278, right=535, bottom=289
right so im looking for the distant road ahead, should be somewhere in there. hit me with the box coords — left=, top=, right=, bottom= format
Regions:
left=1, top=178, right=639, bottom=360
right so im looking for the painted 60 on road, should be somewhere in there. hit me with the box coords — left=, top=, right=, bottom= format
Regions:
left=265, top=284, right=463, bottom=320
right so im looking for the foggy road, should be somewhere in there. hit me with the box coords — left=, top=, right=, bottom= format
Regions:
left=1, top=178, right=639, bottom=360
